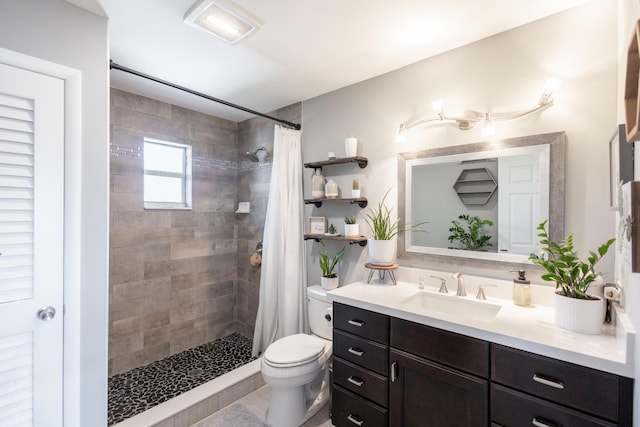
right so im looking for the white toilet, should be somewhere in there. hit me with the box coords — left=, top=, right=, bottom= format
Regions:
left=261, top=285, right=333, bottom=427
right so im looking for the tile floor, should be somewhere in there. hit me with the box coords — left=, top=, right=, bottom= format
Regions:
left=193, top=384, right=334, bottom=427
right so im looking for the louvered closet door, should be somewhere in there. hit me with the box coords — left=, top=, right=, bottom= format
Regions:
left=0, top=63, right=64, bottom=426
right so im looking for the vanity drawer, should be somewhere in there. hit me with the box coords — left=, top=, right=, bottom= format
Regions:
left=334, top=330, right=388, bottom=376
left=333, top=357, right=388, bottom=407
left=491, top=383, right=616, bottom=427
left=332, top=385, right=388, bottom=427
left=491, top=344, right=622, bottom=422
left=333, top=302, right=389, bottom=344
left=390, top=317, right=489, bottom=378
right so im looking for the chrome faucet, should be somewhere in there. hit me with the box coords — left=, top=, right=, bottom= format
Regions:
left=431, top=276, right=448, bottom=293
left=452, top=272, right=466, bottom=296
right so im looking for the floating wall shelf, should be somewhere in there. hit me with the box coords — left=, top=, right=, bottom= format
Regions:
left=304, top=197, right=368, bottom=208
left=304, top=156, right=368, bottom=169
left=304, top=234, right=368, bottom=246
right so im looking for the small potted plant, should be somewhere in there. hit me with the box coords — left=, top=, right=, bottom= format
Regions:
left=319, top=241, right=345, bottom=290
left=447, top=214, right=494, bottom=251
left=529, top=220, right=615, bottom=334
left=352, top=179, right=361, bottom=198
left=363, top=188, right=426, bottom=265
left=344, top=215, right=359, bottom=237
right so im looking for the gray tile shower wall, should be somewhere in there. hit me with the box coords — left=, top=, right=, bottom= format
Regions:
left=108, top=88, right=301, bottom=376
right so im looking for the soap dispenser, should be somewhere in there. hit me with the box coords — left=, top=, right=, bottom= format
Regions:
left=512, top=269, right=531, bottom=306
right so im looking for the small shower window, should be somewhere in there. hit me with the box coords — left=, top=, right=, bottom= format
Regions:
left=143, top=138, right=192, bottom=210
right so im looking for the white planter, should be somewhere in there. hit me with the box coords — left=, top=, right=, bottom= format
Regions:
left=554, top=292, right=604, bottom=335
left=321, top=276, right=339, bottom=290
left=368, top=239, right=397, bottom=266
left=344, top=223, right=359, bottom=237
left=352, top=189, right=361, bottom=198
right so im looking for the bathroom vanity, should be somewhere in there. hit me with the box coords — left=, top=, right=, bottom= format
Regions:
left=327, top=279, right=635, bottom=427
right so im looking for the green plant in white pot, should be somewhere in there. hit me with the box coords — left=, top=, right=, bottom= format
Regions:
left=344, top=215, right=359, bottom=237
left=529, top=220, right=615, bottom=334
left=363, top=188, right=426, bottom=266
left=319, top=241, right=345, bottom=290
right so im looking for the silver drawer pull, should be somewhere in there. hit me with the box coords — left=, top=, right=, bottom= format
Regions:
left=532, top=374, right=565, bottom=389
left=348, top=347, right=364, bottom=357
left=347, top=376, right=364, bottom=387
left=532, top=417, right=559, bottom=427
left=348, top=319, right=365, bottom=327
left=347, top=414, right=364, bottom=426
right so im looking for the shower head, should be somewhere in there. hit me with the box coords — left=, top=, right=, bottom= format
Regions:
left=246, top=146, right=267, bottom=163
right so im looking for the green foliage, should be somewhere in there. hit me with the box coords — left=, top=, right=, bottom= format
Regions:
left=352, top=179, right=359, bottom=190
left=319, top=241, right=345, bottom=278
left=529, top=220, right=615, bottom=299
left=344, top=215, right=356, bottom=224
left=363, top=188, right=427, bottom=240
left=447, top=214, right=494, bottom=251
left=328, top=223, right=337, bottom=234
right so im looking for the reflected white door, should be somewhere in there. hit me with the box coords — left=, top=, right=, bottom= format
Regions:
left=0, top=63, right=64, bottom=426
left=498, top=152, right=548, bottom=255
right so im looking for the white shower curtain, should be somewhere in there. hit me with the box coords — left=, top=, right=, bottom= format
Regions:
left=252, top=125, right=308, bottom=356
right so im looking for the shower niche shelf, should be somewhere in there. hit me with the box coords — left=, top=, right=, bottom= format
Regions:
left=304, top=234, right=368, bottom=247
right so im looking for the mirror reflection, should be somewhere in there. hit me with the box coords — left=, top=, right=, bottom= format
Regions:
left=399, top=132, right=565, bottom=264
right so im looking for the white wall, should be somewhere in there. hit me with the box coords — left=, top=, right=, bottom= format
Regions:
left=303, top=0, right=618, bottom=286
left=0, top=1, right=109, bottom=425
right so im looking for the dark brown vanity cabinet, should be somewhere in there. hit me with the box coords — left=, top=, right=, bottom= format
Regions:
left=332, top=302, right=634, bottom=427
left=332, top=303, right=390, bottom=427
left=490, top=344, right=634, bottom=427
left=389, top=318, right=489, bottom=427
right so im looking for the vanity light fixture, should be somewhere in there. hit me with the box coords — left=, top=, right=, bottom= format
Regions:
left=395, top=78, right=560, bottom=143
left=184, top=0, right=263, bottom=44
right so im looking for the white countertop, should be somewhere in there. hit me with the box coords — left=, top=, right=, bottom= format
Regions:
left=327, top=279, right=636, bottom=378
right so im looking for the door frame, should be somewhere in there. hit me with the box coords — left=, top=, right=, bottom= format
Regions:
left=0, top=47, right=83, bottom=425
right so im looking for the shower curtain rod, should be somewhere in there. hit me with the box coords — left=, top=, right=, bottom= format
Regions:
left=109, top=60, right=302, bottom=130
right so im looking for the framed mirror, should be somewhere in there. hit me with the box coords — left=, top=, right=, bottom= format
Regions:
left=398, top=132, right=565, bottom=269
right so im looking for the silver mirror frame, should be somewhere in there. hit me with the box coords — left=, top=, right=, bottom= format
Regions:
left=397, top=131, right=566, bottom=271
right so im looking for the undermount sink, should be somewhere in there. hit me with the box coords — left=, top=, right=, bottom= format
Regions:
left=400, top=291, right=502, bottom=321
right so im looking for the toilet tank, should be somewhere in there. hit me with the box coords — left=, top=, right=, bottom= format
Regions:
left=307, top=285, right=332, bottom=340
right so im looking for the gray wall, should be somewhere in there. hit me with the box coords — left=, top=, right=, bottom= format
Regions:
left=302, top=0, right=617, bottom=284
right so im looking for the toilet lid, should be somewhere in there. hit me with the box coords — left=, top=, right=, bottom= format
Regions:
left=263, top=334, right=326, bottom=367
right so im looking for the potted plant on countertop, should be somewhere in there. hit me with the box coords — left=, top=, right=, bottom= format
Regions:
left=344, top=215, right=359, bottom=237
left=319, top=241, right=345, bottom=290
left=363, top=188, right=426, bottom=266
left=529, top=220, right=615, bottom=334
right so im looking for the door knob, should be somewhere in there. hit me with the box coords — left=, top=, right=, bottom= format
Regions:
left=36, top=306, right=56, bottom=321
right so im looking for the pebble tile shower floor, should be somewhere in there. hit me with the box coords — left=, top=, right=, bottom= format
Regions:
left=108, top=333, right=256, bottom=425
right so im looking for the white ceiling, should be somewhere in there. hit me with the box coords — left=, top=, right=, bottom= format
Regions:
left=93, top=0, right=593, bottom=122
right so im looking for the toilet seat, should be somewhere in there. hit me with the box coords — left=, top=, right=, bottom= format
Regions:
left=263, top=333, right=326, bottom=368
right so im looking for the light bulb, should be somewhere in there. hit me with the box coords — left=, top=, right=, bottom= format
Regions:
left=481, top=114, right=495, bottom=137
left=432, top=99, right=445, bottom=120
left=395, top=124, right=407, bottom=144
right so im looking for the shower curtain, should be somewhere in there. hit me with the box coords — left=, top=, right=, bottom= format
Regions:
left=252, top=125, right=308, bottom=356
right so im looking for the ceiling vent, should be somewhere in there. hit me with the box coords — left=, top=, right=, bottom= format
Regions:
left=184, top=0, right=263, bottom=44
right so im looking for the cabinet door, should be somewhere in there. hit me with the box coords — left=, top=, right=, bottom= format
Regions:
left=390, top=348, right=488, bottom=427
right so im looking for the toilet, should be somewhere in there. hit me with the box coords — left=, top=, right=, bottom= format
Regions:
left=261, top=285, right=333, bottom=427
